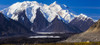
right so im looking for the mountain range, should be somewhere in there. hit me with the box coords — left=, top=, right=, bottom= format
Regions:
left=0, top=1, right=95, bottom=36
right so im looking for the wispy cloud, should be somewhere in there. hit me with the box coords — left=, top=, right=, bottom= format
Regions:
left=0, top=5, right=9, bottom=7
left=88, top=13, right=100, bottom=18
left=0, top=5, right=10, bottom=10
left=70, top=7, right=100, bottom=9
left=90, top=16, right=100, bottom=18
left=90, top=16, right=100, bottom=22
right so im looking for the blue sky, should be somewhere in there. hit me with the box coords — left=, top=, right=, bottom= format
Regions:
left=0, top=0, right=100, bottom=20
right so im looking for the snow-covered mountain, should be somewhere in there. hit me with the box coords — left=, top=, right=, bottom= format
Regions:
left=2, top=1, right=84, bottom=23
left=1, top=1, right=94, bottom=32
left=69, top=14, right=94, bottom=31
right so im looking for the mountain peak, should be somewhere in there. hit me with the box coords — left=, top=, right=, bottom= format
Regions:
left=52, top=1, right=57, bottom=5
left=78, top=13, right=87, bottom=18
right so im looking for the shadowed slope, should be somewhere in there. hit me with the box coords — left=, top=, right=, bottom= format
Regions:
left=32, top=8, right=49, bottom=32
left=0, top=12, right=32, bottom=36
left=44, top=16, right=82, bottom=33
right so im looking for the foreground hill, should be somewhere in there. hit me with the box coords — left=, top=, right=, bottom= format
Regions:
left=64, top=19, right=100, bottom=42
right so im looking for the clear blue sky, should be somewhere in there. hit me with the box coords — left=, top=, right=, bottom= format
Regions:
left=0, top=0, right=100, bottom=20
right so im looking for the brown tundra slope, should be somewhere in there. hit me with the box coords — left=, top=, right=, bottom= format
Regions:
left=64, top=19, right=100, bottom=42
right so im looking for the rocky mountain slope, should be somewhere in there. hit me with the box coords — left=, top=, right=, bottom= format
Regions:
left=0, top=12, right=32, bottom=36
left=14, top=10, right=32, bottom=30
left=65, top=19, right=100, bottom=42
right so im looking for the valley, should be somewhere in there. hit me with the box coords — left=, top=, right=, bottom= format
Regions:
left=0, top=32, right=76, bottom=44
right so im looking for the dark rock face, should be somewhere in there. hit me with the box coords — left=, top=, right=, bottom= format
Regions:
left=14, top=10, right=32, bottom=30
left=0, top=12, right=32, bottom=36
left=32, top=8, right=49, bottom=32
left=43, top=16, right=82, bottom=33
left=69, top=17, right=94, bottom=31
